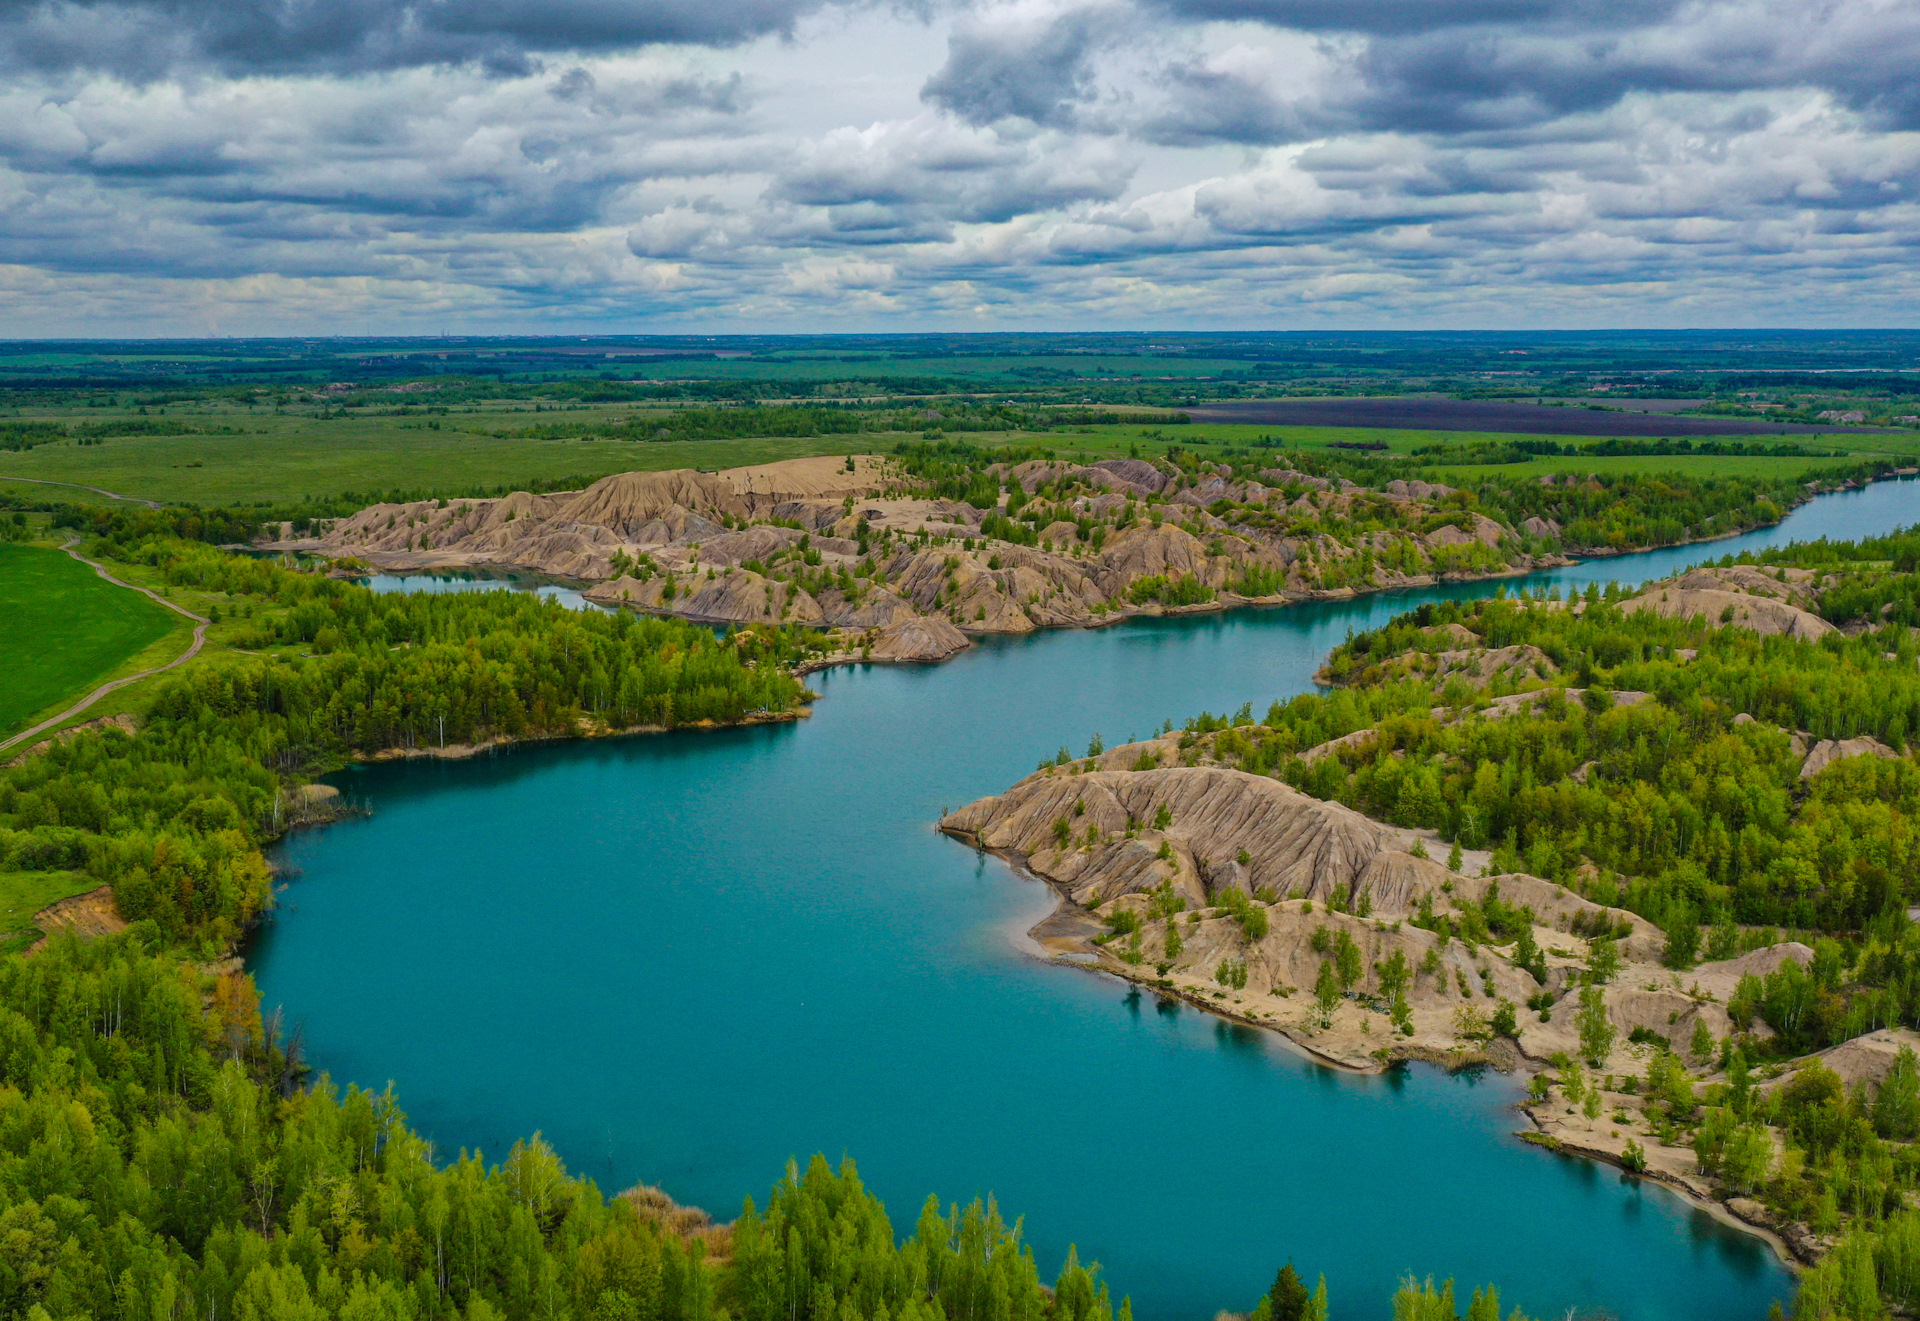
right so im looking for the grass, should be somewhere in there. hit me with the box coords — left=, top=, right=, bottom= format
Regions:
left=0, top=870, right=102, bottom=953
left=0, top=402, right=1911, bottom=507
left=0, top=408, right=888, bottom=505
left=0, top=543, right=184, bottom=738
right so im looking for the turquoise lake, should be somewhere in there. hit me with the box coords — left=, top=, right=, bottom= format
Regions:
left=256, top=479, right=1920, bottom=1321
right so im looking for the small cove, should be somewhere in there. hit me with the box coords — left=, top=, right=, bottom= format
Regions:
left=256, top=479, right=1920, bottom=1321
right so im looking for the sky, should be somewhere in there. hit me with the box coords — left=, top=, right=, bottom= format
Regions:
left=1, top=0, right=1917, bottom=334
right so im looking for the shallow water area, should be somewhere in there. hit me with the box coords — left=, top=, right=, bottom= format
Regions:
left=256, top=480, right=1920, bottom=1321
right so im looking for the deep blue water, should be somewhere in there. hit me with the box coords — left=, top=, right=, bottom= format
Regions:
left=257, top=480, right=1920, bottom=1321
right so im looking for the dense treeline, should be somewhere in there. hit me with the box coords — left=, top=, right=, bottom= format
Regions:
left=1471, top=469, right=1818, bottom=551
left=1279, top=590, right=1920, bottom=935
left=0, top=933, right=1147, bottom=1321
left=1414, top=437, right=1845, bottom=465
left=137, top=542, right=807, bottom=744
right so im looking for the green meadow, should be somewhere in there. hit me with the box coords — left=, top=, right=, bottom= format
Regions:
left=0, top=543, right=184, bottom=738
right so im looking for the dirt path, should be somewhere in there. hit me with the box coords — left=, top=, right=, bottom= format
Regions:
left=0, top=537, right=208, bottom=754
left=0, top=475, right=163, bottom=509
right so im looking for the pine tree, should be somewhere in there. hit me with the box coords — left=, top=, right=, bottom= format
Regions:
left=1268, top=1264, right=1309, bottom=1321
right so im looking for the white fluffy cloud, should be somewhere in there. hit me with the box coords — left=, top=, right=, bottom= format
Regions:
left=0, top=0, right=1916, bottom=332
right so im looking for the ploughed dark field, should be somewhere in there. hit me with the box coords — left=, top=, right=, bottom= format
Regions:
left=1187, top=397, right=1896, bottom=436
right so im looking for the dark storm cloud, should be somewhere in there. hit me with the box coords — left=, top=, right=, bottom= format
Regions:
left=920, top=8, right=1119, bottom=126
left=0, top=0, right=826, bottom=77
left=1333, top=1, right=1920, bottom=135
left=916, top=0, right=1920, bottom=147
left=1137, top=60, right=1316, bottom=146
left=1141, top=0, right=1682, bottom=34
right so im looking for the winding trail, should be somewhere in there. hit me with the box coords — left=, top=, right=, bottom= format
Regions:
left=0, top=475, right=163, bottom=509
left=0, top=536, right=207, bottom=754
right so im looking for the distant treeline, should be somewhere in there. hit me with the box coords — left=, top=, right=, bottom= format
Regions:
left=491, top=402, right=1184, bottom=444
left=0, top=416, right=238, bottom=451
left=1413, top=436, right=1847, bottom=466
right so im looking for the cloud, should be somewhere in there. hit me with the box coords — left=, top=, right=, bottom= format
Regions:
left=921, top=5, right=1124, bottom=127
left=0, top=0, right=1918, bottom=333
left=0, top=0, right=830, bottom=78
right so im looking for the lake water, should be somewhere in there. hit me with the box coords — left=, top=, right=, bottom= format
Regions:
left=257, top=479, right=1920, bottom=1321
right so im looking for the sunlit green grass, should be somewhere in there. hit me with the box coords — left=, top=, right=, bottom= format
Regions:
left=0, top=543, right=182, bottom=737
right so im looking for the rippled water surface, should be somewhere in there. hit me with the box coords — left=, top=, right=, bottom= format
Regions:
left=258, top=481, right=1920, bottom=1320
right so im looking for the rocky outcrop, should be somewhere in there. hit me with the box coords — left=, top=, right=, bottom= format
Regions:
left=1620, top=568, right=1834, bottom=639
left=277, top=453, right=1565, bottom=664
left=868, top=616, right=970, bottom=663
left=942, top=765, right=1397, bottom=909
left=1801, top=735, right=1899, bottom=779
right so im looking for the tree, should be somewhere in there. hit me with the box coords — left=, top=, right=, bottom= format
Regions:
left=1511, top=922, right=1546, bottom=984
left=1335, top=931, right=1364, bottom=990
left=1491, top=999, right=1518, bottom=1039
left=1689, top=1017, right=1715, bottom=1065
left=1875, top=1046, right=1920, bottom=1141
left=1577, top=986, right=1615, bottom=1066
left=1663, top=908, right=1700, bottom=969
left=1447, top=841, right=1463, bottom=873
left=1314, top=960, right=1342, bottom=1028
left=1268, top=1264, right=1309, bottom=1321
left=1727, top=1045, right=1753, bottom=1119
left=1392, top=1277, right=1456, bottom=1321
left=1376, top=950, right=1411, bottom=1000
left=1721, top=1125, right=1773, bottom=1193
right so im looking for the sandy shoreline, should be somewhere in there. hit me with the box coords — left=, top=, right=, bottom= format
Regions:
left=341, top=707, right=807, bottom=764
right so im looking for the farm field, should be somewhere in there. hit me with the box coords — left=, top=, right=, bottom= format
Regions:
left=0, top=543, right=186, bottom=738
left=0, top=418, right=882, bottom=505
left=1, top=395, right=1911, bottom=507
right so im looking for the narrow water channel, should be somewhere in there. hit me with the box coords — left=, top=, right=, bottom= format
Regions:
left=255, top=479, right=1920, bottom=1321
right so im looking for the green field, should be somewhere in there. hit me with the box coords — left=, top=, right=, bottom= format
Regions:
left=0, top=410, right=889, bottom=505
left=0, top=398, right=1910, bottom=507
left=0, top=543, right=184, bottom=737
